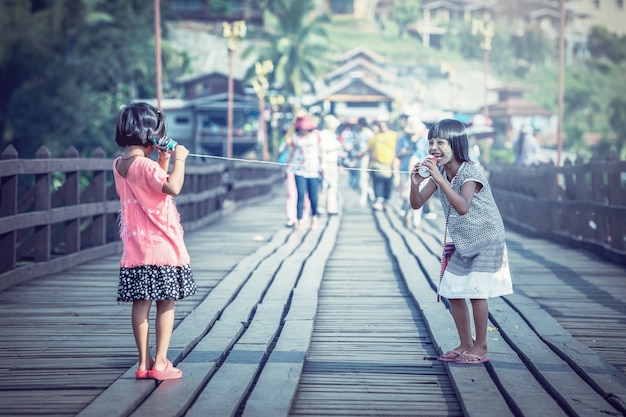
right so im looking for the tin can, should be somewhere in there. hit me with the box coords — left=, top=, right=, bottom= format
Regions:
left=418, top=155, right=436, bottom=177
left=150, top=136, right=177, bottom=152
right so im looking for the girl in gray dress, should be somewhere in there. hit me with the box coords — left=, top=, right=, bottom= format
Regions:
left=409, top=119, right=513, bottom=364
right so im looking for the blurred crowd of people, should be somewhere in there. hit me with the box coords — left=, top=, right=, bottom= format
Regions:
left=278, top=112, right=441, bottom=230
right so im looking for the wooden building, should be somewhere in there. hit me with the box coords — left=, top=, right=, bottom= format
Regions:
left=306, top=47, right=398, bottom=120
left=487, top=85, right=555, bottom=144
left=147, top=73, right=260, bottom=157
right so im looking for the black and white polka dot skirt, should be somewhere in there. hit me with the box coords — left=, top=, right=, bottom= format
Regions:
left=117, top=265, right=197, bottom=302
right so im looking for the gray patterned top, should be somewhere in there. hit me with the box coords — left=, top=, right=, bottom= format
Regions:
left=436, top=162, right=505, bottom=257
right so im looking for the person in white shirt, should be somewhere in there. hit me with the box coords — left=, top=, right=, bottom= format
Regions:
left=318, top=114, right=343, bottom=215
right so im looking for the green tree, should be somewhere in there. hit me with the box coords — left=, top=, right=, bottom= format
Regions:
left=393, top=0, right=420, bottom=38
left=0, top=0, right=87, bottom=154
left=510, top=23, right=556, bottom=77
left=606, top=64, right=626, bottom=158
left=528, top=55, right=626, bottom=160
left=0, top=0, right=189, bottom=157
left=244, top=0, right=330, bottom=105
left=256, top=0, right=292, bottom=19
left=608, top=96, right=626, bottom=159
left=560, top=64, right=622, bottom=158
left=204, top=0, right=231, bottom=17
left=587, top=25, right=626, bottom=63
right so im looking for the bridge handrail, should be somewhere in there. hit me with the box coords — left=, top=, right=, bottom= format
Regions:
left=489, top=156, right=626, bottom=264
left=0, top=145, right=283, bottom=291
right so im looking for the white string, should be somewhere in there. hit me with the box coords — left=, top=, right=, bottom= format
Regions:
left=187, top=152, right=413, bottom=175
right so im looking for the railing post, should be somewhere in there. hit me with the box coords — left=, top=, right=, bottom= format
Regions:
left=545, top=161, right=560, bottom=234
left=574, top=155, right=590, bottom=201
left=91, top=148, right=107, bottom=247
left=604, top=158, right=626, bottom=252
left=34, top=147, right=52, bottom=262
left=1, top=145, right=19, bottom=274
left=65, top=146, right=80, bottom=254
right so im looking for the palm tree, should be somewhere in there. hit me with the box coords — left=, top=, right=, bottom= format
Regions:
left=244, top=0, right=330, bottom=107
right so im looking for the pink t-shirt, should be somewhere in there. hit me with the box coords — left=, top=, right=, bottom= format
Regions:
left=113, top=157, right=190, bottom=268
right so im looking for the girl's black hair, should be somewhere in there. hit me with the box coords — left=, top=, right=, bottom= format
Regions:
left=115, top=102, right=166, bottom=147
left=427, top=119, right=471, bottom=163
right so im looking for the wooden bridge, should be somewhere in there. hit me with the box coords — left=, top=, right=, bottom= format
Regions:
left=1, top=147, right=626, bottom=416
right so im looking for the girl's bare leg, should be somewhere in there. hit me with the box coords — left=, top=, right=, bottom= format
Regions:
left=467, top=298, right=489, bottom=357
left=447, top=298, right=475, bottom=353
left=153, top=299, right=178, bottom=371
left=131, top=300, right=153, bottom=371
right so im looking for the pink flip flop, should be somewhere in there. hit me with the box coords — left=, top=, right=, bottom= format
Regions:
left=438, top=350, right=464, bottom=362
left=135, top=369, right=150, bottom=379
left=455, top=352, right=491, bottom=364
left=148, top=360, right=182, bottom=380
left=135, top=359, right=155, bottom=379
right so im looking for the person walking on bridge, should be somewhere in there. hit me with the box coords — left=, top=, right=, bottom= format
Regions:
left=286, top=113, right=324, bottom=230
left=368, top=120, right=397, bottom=211
left=513, top=124, right=542, bottom=166
left=318, top=114, right=343, bottom=215
left=409, top=118, right=513, bottom=364
left=113, top=103, right=197, bottom=380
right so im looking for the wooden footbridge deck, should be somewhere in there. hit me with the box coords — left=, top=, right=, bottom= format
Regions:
left=1, top=174, right=626, bottom=417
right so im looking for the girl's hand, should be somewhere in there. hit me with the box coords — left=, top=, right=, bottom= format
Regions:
left=163, top=144, right=189, bottom=196
left=410, top=162, right=426, bottom=187
left=158, top=150, right=171, bottom=161
left=157, top=149, right=172, bottom=172
left=173, top=145, right=189, bottom=162
left=423, top=158, right=443, bottom=183
left=409, top=161, right=437, bottom=210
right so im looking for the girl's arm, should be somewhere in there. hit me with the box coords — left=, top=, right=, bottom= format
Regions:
left=162, top=145, right=189, bottom=196
left=157, top=150, right=171, bottom=172
left=408, top=162, right=437, bottom=209
left=436, top=178, right=480, bottom=215
left=316, top=131, right=325, bottom=167
left=285, top=136, right=295, bottom=164
left=409, top=179, right=437, bottom=209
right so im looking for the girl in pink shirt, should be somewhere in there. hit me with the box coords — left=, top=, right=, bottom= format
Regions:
left=113, top=103, right=197, bottom=380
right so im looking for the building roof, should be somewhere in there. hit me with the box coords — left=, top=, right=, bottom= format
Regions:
left=134, top=98, right=192, bottom=110
left=336, top=46, right=385, bottom=65
left=488, top=97, right=553, bottom=118
left=324, top=57, right=397, bottom=84
left=306, top=75, right=397, bottom=106
left=175, top=71, right=229, bottom=85
left=421, top=0, right=465, bottom=12
left=189, top=92, right=258, bottom=110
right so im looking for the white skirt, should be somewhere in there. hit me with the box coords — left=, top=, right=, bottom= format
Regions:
left=438, top=243, right=513, bottom=299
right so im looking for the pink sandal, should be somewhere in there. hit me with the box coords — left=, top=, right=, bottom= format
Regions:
left=437, top=350, right=464, bottom=362
left=455, top=352, right=491, bottom=364
left=135, top=369, right=150, bottom=379
left=147, top=360, right=182, bottom=380
left=135, top=359, right=155, bottom=379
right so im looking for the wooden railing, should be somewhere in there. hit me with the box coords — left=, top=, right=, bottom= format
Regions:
left=0, top=145, right=283, bottom=291
left=489, top=156, right=626, bottom=264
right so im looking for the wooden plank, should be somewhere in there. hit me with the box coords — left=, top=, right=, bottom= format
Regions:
left=173, top=215, right=335, bottom=416
left=185, top=348, right=265, bottom=417
left=488, top=296, right=621, bottom=416
left=129, top=361, right=217, bottom=417
left=503, top=231, right=626, bottom=378
left=125, top=319, right=244, bottom=417
left=103, top=206, right=334, bottom=416
left=502, top=292, right=626, bottom=414
left=386, top=192, right=626, bottom=416
left=378, top=207, right=514, bottom=417
left=289, top=190, right=463, bottom=417
left=46, top=192, right=288, bottom=417
left=4, top=176, right=626, bottom=417
left=241, top=217, right=340, bottom=417
left=242, top=320, right=314, bottom=417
